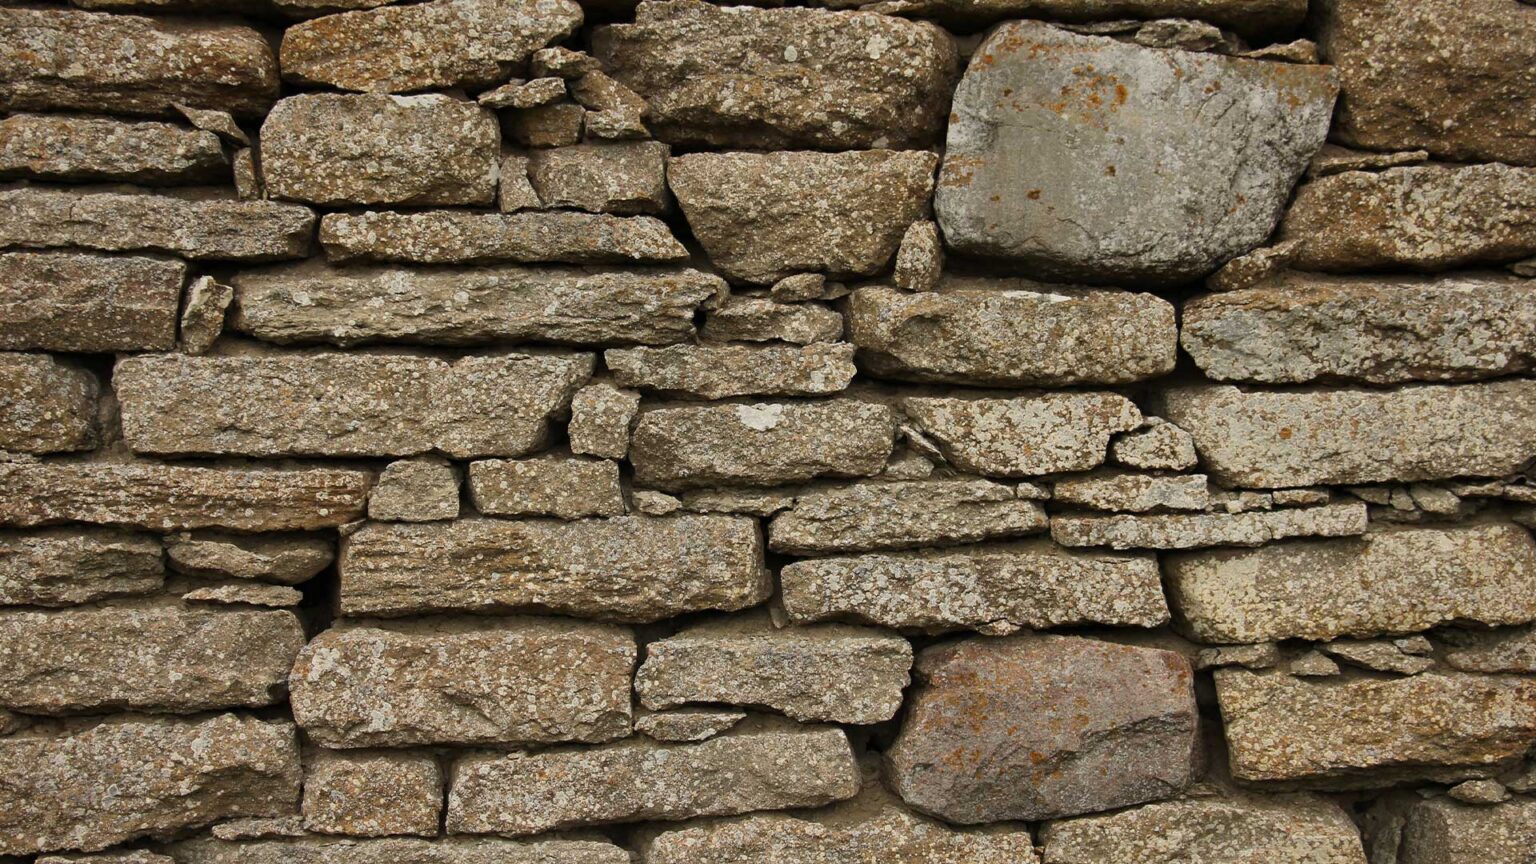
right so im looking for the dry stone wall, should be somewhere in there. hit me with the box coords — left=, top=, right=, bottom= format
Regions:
left=1, top=0, right=1534, bottom=861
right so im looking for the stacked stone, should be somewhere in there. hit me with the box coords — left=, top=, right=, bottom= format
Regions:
left=1, top=0, right=1535, bottom=861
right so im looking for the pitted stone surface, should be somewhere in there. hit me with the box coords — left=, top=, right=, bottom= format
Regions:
left=301, top=750, right=443, bottom=837
left=0, top=528, right=164, bottom=606
left=1395, top=797, right=1536, bottom=863
left=768, top=478, right=1047, bottom=554
left=320, top=210, right=687, bottom=265
left=166, top=533, right=334, bottom=584
left=0, top=353, right=98, bottom=454
left=173, top=837, right=631, bottom=864
left=1051, top=501, right=1369, bottom=550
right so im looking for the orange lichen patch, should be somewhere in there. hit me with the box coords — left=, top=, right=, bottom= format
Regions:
left=1026, top=190, right=1042, bottom=200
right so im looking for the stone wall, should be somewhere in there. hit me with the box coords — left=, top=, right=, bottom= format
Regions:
left=1, top=0, right=1535, bottom=861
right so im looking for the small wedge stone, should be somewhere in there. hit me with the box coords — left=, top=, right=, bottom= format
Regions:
left=179, top=275, right=232, bottom=355
left=635, top=708, right=745, bottom=743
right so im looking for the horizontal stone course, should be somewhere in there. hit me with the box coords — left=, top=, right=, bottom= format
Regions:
left=173, top=837, right=631, bottom=864
left=0, top=528, right=164, bottom=606
left=0, top=113, right=227, bottom=185
left=319, top=210, right=688, bottom=265
left=768, top=478, right=1048, bottom=554
left=0, top=251, right=184, bottom=352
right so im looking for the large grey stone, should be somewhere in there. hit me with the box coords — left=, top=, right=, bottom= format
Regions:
left=768, top=478, right=1047, bottom=554
left=172, top=837, right=630, bottom=864
left=0, top=353, right=98, bottom=454
left=903, top=393, right=1141, bottom=477
left=0, top=528, right=163, bottom=606
left=320, top=210, right=687, bottom=265
left=0, top=251, right=183, bottom=352
left=0, top=113, right=226, bottom=184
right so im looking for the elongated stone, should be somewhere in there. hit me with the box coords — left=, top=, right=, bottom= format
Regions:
left=0, top=353, right=98, bottom=454
left=1159, top=381, right=1536, bottom=487
left=0, top=251, right=183, bottom=352
left=320, top=210, right=686, bottom=265
left=231, top=261, right=724, bottom=347
left=0, top=528, right=163, bottom=606
left=702, top=297, right=843, bottom=344
left=173, top=837, right=630, bottom=864
left=606, top=343, right=857, bottom=399
left=166, top=533, right=334, bottom=584
left=850, top=0, right=1302, bottom=42
left=340, top=515, right=768, bottom=620
left=768, top=479, right=1047, bottom=554
left=847, top=282, right=1176, bottom=386
left=1051, top=501, right=1368, bottom=551
left=1052, top=471, right=1209, bottom=513
left=1395, top=798, right=1536, bottom=864
left=115, top=351, right=592, bottom=459
left=0, top=605, right=305, bottom=714
left=291, top=618, right=634, bottom=747
left=780, top=541, right=1167, bottom=634
left=0, top=714, right=300, bottom=856
left=903, top=393, right=1141, bottom=477
left=0, top=113, right=226, bottom=184
left=467, top=457, right=624, bottom=519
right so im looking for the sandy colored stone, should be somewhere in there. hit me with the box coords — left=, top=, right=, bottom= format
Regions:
left=888, top=633, right=1198, bottom=823
left=607, top=343, right=857, bottom=399
left=183, top=583, right=303, bottom=607
left=208, top=817, right=306, bottom=842
left=1165, top=523, right=1536, bottom=643
left=0, top=251, right=183, bottom=353
left=0, top=353, right=98, bottom=454
left=770, top=273, right=830, bottom=303
left=116, top=351, right=591, bottom=459
left=339, top=515, right=768, bottom=620
left=369, top=457, right=460, bottom=522
left=174, top=103, right=248, bottom=145
left=1052, top=501, right=1368, bottom=550
left=0, top=714, right=300, bottom=856
left=506, top=102, right=584, bottom=148
left=0, top=113, right=225, bottom=184
left=630, top=400, right=896, bottom=490
left=1395, top=797, right=1536, bottom=863
left=281, top=0, right=581, bottom=92
left=936, top=21, right=1335, bottom=284
left=1442, top=626, right=1536, bottom=674
left=303, top=750, right=441, bottom=838
left=1204, top=238, right=1301, bottom=293
left=702, top=297, right=843, bottom=344
left=668, top=149, right=937, bottom=285
left=1306, top=144, right=1429, bottom=178
left=0, top=528, right=162, bottom=606
left=37, top=852, right=174, bottom=864
left=320, top=210, right=686, bottom=265
left=480, top=76, right=567, bottom=109
left=569, top=383, right=640, bottom=459
left=175, top=837, right=630, bottom=864
left=1159, top=381, right=1536, bottom=487
left=232, top=148, right=260, bottom=199
left=261, top=94, right=498, bottom=207
left=526, top=141, right=670, bottom=214
left=635, top=708, right=745, bottom=742
left=853, top=0, right=1301, bottom=41
left=1109, top=419, right=1198, bottom=471
left=1196, top=643, right=1282, bottom=670
left=179, top=275, right=232, bottom=355
left=468, top=457, right=624, bottom=519
left=903, top=393, right=1141, bottom=477
left=1053, top=471, right=1209, bottom=513
left=1320, top=638, right=1434, bottom=676
left=893, top=220, right=943, bottom=293
left=497, top=154, right=541, bottom=211
left=780, top=541, right=1167, bottom=634
left=768, top=478, right=1047, bottom=554
left=166, top=533, right=334, bottom=584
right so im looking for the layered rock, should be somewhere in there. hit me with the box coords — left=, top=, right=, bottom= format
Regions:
left=165, top=533, right=334, bottom=584
left=301, top=750, right=442, bottom=837
left=1050, top=501, right=1369, bottom=550
left=0, top=353, right=98, bottom=454
left=767, top=479, right=1047, bottom=554
left=606, top=343, right=858, bottom=399
left=902, top=393, right=1141, bottom=477
left=173, top=837, right=630, bottom=863
left=0, top=251, right=183, bottom=352
left=0, top=528, right=164, bottom=606
left=319, top=211, right=687, bottom=265
left=1052, top=471, right=1209, bottom=513
left=0, top=114, right=226, bottom=184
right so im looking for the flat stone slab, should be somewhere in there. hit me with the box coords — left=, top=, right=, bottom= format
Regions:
left=300, top=749, right=441, bottom=837
left=1052, top=471, right=1210, bottom=513
left=320, top=210, right=687, bottom=265
left=1050, top=501, right=1368, bottom=550
left=903, top=393, right=1141, bottom=477
left=467, top=457, right=624, bottom=519
left=178, top=838, right=629, bottom=864
left=606, top=343, right=857, bottom=399
left=0, top=113, right=226, bottom=184
left=703, top=297, right=843, bottom=345
left=0, top=528, right=164, bottom=606
left=165, top=533, right=334, bottom=585
left=0, top=251, right=183, bottom=352
left=768, top=478, right=1048, bottom=555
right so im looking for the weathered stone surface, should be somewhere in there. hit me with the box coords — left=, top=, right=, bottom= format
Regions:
left=780, top=541, right=1167, bottom=634
left=1052, top=501, right=1368, bottom=550
left=291, top=618, right=634, bottom=747
left=506, top=102, right=585, bottom=148
left=1321, top=637, right=1434, bottom=676
left=0, top=714, right=299, bottom=856
left=261, top=94, right=499, bottom=207
left=893, top=220, right=943, bottom=293
left=852, top=0, right=1302, bottom=41
left=1306, top=143, right=1428, bottom=178
left=668, top=149, right=937, bottom=285
left=115, top=351, right=592, bottom=459
left=847, top=282, right=1176, bottom=386
left=1039, top=790, right=1368, bottom=863
left=1317, top=0, right=1536, bottom=166
left=701, top=297, right=843, bottom=344
left=526, top=141, right=670, bottom=214
left=320, top=210, right=686, bottom=265
left=636, top=708, right=745, bottom=742
left=0, top=113, right=225, bottom=184
left=180, top=275, right=232, bottom=355
left=448, top=720, right=860, bottom=835
left=607, top=343, right=857, bottom=399
left=302, top=750, right=441, bottom=837
left=1185, top=273, right=1536, bottom=384
left=1394, top=797, right=1536, bottom=863
left=1205, top=238, right=1301, bottom=293
left=1165, top=523, right=1536, bottom=643
left=569, top=383, right=640, bottom=459
left=37, top=852, right=174, bottom=864
left=368, top=457, right=460, bottom=522
left=0, top=187, right=314, bottom=262
left=0, top=353, right=98, bottom=454
left=184, top=583, right=303, bottom=607
left=903, top=393, right=1141, bottom=477
left=281, top=0, right=582, bottom=92
left=231, top=262, right=724, bottom=347
left=339, top=515, right=768, bottom=620
left=1159, top=381, right=1536, bottom=487
left=0, top=251, right=183, bottom=352
left=1279, top=165, right=1536, bottom=272
left=888, top=633, right=1198, bottom=822
left=1053, top=471, right=1209, bottom=513
left=174, top=837, right=630, bottom=864
left=166, top=533, right=334, bottom=584
left=1215, top=669, right=1536, bottom=786
left=0, top=528, right=162, bottom=606
left=468, top=457, right=624, bottom=519
left=631, top=400, right=896, bottom=490
left=935, top=22, right=1336, bottom=284
left=0, top=605, right=304, bottom=714
left=635, top=613, right=912, bottom=724
left=1110, top=418, right=1198, bottom=471
left=0, top=8, right=279, bottom=117
left=0, top=462, right=372, bottom=532
left=480, top=76, right=567, bottom=109
left=768, top=479, right=1047, bottom=554
left=1443, top=626, right=1536, bottom=674
left=594, top=1, right=957, bottom=149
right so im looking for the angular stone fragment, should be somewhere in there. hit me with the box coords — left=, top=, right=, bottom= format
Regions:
left=1196, top=643, right=1282, bottom=670
left=1052, top=501, right=1368, bottom=550
left=0, top=714, right=299, bottom=856
left=0, top=251, right=183, bottom=352
left=1110, top=418, right=1197, bottom=471
left=607, top=343, right=857, bottom=399
left=1204, top=239, right=1301, bottom=293
left=770, top=273, right=829, bottom=303
left=526, top=141, right=670, bottom=214
left=231, top=262, right=724, bottom=347
left=1216, top=669, right=1536, bottom=786
left=0, top=7, right=279, bottom=117
left=480, top=76, right=567, bottom=109
left=594, top=0, right=957, bottom=149
left=115, top=351, right=592, bottom=459
left=320, top=210, right=687, bottom=265
left=292, top=618, right=634, bottom=748
left=1279, top=165, right=1536, bottom=272
left=506, top=103, right=584, bottom=148
left=174, top=837, right=630, bottom=864
left=849, top=283, right=1175, bottom=386
left=0, top=605, right=304, bottom=714
left=893, top=220, right=943, bottom=293
left=261, top=94, right=499, bottom=207
left=631, top=400, right=896, bottom=490
left=1306, top=144, right=1428, bottom=178
left=468, top=457, right=624, bottom=519
left=636, top=708, right=745, bottom=742
left=1159, top=381, right=1536, bottom=487
left=1165, top=523, right=1536, bottom=643
left=768, top=479, right=1047, bottom=554
left=780, top=541, right=1167, bottom=634
left=0, top=462, right=371, bottom=531
left=0, top=113, right=226, bottom=184
left=209, top=817, right=307, bottom=842
left=1320, top=638, right=1434, bottom=675
left=888, top=633, right=1198, bottom=822
left=0, top=187, right=314, bottom=261
left=702, top=298, right=843, bottom=344
left=903, top=393, right=1141, bottom=477
left=569, top=383, right=640, bottom=459
left=498, top=154, right=541, bottom=211
left=936, top=22, right=1335, bottom=284
left=183, top=583, right=303, bottom=608
left=303, top=750, right=442, bottom=837
left=281, top=0, right=582, bottom=92
left=1395, top=797, right=1536, bottom=863
left=340, top=515, right=768, bottom=620
left=669, top=149, right=937, bottom=284
left=1053, top=471, right=1209, bottom=513
left=0, top=528, right=162, bottom=606
left=369, top=457, right=461, bottom=522
left=166, top=533, right=334, bottom=584
left=0, top=353, right=98, bottom=454
left=179, top=275, right=232, bottom=355
left=447, top=720, right=860, bottom=835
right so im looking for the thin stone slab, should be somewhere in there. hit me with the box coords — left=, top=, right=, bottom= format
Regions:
left=767, top=479, right=1048, bottom=555
left=166, top=533, right=334, bottom=584
left=1052, top=471, right=1210, bottom=513
left=0, top=251, right=183, bottom=352
left=848, top=0, right=1303, bottom=41
left=903, top=393, right=1141, bottom=477
left=1395, top=797, right=1536, bottom=864
left=606, top=343, right=858, bottom=399
left=701, top=298, right=843, bottom=344
left=173, top=837, right=631, bottom=864
left=0, top=113, right=226, bottom=184
left=0, top=528, right=163, bottom=606
left=320, top=211, right=687, bottom=265
left=339, top=515, right=768, bottom=620
left=1442, top=626, right=1536, bottom=674
left=0, top=353, right=99, bottom=454
left=1051, top=501, right=1368, bottom=550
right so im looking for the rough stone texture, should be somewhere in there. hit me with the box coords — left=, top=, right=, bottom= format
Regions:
left=280, top=0, right=583, bottom=93
left=1052, top=471, right=1210, bottom=513
left=1159, top=381, right=1536, bottom=487
left=853, top=0, right=1302, bottom=41
left=231, top=262, right=724, bottom=347
left=166, top=533, right=334, bottom=584
left=0, top=528, right=163, bottom=607
left=184, top=583, right=303, bottom=607
left=1110, top=419, right=1198, bottom=471
left=506, top=102, right=584, bottom=148
left=1443, top=626, right=1536, bottom=674
left=526, top=141, right=670, bottom=215
left=37, top=853, right=175, bottom=864
left=1051, top=501, right=1369, bottom=550
left=767, top=479, right=1048, bottom=554
left=1165, top=523, right=1536, bottom=643
left=173, top=837, right=630, bottom=864
left=630, top=400, right=896, bottom=490
left=847, top=282, right=1175, bottom=386
left=0, top=113, right=226, bottom=184
left=320, top=210, right=687, bottom=265
left=1394, top=797, right=1536, bottom=863
left=0, top=251, right=183, bottom=352
left=780, top=541, right=1166, bottom=634
left=447, top=721, right=860, bottom=835
left=607, top=343, right=858, bottom=399
left=887, top=633, right=1198, bottom=823
left=468, top=457, right=624, bottom=519
left=1205, top=239, right=1302, bottom=292
left=291, top=618, right=634, bottom=747
left=668, top=149, right=938, bottom=284
left=0, top=353, right=99, bottom=454
left=368, top=457, right=461, bottom=522
left=935, top=21, right=1336, bottom=284
left=180, top=276, right=233, bottom=355
left=0, top=714, right=300, bottom=856
left=568, top=383, right=640, bottom=459
left=702, top=298, right=844, bottom=345
left=302, top=750, right=442, bottom=837
left=903, top=393, right=1141, bottom=477
left=635, top=708, right=745, bottom=742
left=260, top=94, right=499, bottom=207
left=893, top=220, right=944, bottom=293
left=339, top=515, right=768, bottom=620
